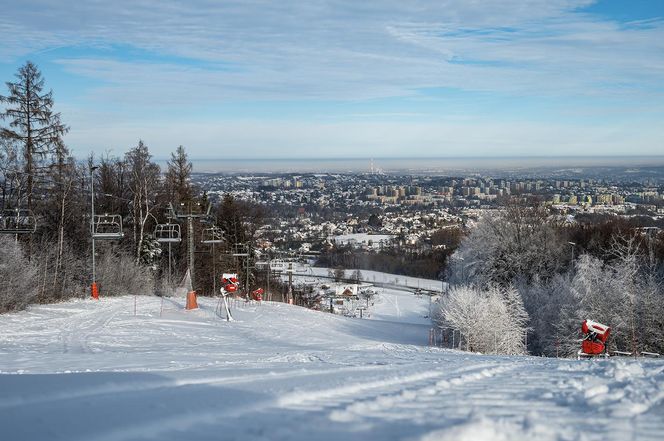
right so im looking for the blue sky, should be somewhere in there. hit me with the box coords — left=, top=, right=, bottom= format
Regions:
left=0, top=0, right=663, bottom=160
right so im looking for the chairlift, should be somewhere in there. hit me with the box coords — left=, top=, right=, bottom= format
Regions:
left=270, top=259, right=286, bottom=272
left=154, top=223, right=181, bottom=243
left=294, top=263, right=309, bottom=274
left=303, top=277, right=318, bottom=286
left=0, top=208, right=36, bottom=234
left=92, top=214, right=124, bottom=240
left=201, top=226, right=225, bottom=244
left=254, top=260, right=269, bottom=269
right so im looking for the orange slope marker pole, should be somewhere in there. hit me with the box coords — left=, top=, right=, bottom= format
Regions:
left=186, top=291, right=199, bottom=310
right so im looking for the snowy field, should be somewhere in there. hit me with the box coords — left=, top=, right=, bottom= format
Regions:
left=1, top=288, right=664, bottom=440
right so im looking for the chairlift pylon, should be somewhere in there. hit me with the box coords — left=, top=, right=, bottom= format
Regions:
left=0, top=208, right=36, bottom=234
left=154, top=223, right=181, bottom=243
left=92, top=214, right=124, bottom=240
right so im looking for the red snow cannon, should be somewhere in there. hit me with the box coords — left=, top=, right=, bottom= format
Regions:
left=221, top=277, right=239, bottom=294
left=251, top=288, right=264, bottom=301
left=581, top=319, right=611, bottom=355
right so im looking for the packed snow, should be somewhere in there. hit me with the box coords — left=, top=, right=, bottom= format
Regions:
left=1, top=284, right=663, bottom=440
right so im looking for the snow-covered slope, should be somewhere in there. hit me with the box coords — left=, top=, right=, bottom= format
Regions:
left=305, top=266, right=445, bottom=292
left=1, top=292, right=663, bottom=441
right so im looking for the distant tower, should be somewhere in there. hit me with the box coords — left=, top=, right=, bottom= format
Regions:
left=370, top=158, right=374, bottom=175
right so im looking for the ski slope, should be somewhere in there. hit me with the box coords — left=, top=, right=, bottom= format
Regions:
left=304, top=266, right=445, bottom=292
left=1, top=290, right=663, bottom=441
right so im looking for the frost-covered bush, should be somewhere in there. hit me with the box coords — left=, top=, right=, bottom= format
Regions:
left=0, top=236, right=39, bottom=312
left=31, top=238, right=88, bottom=303
left=436, top=285, right=528, bottom=355
left=555, top=239, right=664, bottom=356
left=96, top=249, right=154, bottom=297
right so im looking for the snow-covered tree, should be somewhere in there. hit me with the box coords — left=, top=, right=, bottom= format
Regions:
left=453, top=202, right=566, bottom=287
left=352, top=269, right=363, bottom=283
left=125, top=140, right=161, bottom=263
left=436, top=285, right=528, bottom=355
left=519, top=273, right=576, bottom=356
left=140, top=235, right=163, bottom=270
left=554, top=234, right=664, bottom=356
left=0, top=236, right=38, bottom=312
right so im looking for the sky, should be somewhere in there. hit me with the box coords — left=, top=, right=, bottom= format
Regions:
left=0, top=0, right=663, bottom=160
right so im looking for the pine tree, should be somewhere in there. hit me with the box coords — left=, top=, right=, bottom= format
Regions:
left=0, top=61, right=68, bottom=211
left=165, top=145, right=193, bottom=204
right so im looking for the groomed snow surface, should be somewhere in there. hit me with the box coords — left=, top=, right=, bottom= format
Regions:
left=1, top=279, right=663, bottom=441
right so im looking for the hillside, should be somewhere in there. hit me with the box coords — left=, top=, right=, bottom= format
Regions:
left=1, top=289, right=663, bottom=441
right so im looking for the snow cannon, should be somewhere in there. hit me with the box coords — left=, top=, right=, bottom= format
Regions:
left=251, top=288, right=264, bottom=301
left=221, top=273, right=240, bottom=296
left=581, top=319, right=611, bottom=355
left=223, top=282, right=238, bottom=293
left=221, top=276, right=239, bottom=294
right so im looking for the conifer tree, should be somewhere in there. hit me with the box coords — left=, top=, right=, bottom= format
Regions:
left=165, top=145, right=193, bottom=204
left=0, top=61, right=68, bottom=211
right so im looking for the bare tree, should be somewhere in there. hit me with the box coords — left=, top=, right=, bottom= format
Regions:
left=125, top=140, right=161, bottom=262
left=334, top=266, right=345, bottom=282
left=0, top=136, right=23, bottom=209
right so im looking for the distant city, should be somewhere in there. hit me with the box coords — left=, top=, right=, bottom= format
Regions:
left=192, top=162, right=664, bottom=257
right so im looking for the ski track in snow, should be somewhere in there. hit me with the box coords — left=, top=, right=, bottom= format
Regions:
left=1, top=279, right=663, bottom=441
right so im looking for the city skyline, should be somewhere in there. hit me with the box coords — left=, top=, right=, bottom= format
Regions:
left=1, top=0, right=663, bottom=159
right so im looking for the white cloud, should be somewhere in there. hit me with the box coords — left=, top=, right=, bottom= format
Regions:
left=1, top=0, right=664, bottom=157
left=2, top=0, right=663, bottom=102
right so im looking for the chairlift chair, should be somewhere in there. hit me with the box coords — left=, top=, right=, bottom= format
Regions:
left=303, top=277, right=318, bottom=286
left=154, top=223, right=181, bottom=243
left=295, top=263, right=309, bottom=274
left=201, top=226, right=225, bottom=244
left=92, top=214, right=124, bottom=240
left=270, top=259, right=286, bottom=272
left=0, top=208, right=36, bottom=234
left=254, top=260, right=269, bottom=269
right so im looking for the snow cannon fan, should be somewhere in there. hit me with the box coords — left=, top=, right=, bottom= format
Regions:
left=580, top=319, right=611, bottom=356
